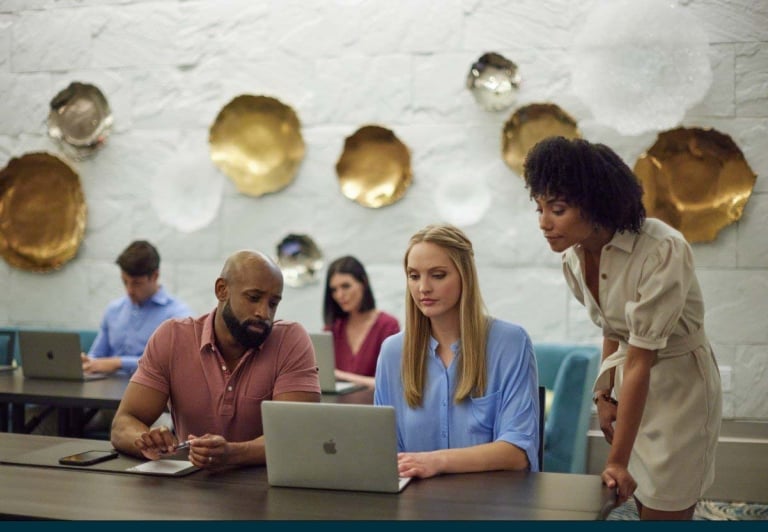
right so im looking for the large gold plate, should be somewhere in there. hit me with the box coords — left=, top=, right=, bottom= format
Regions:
left=47, top=82, right=113, bottom=160
left=209, top=95, right=305, bottom=197
left=502, top=103, right=581, bottom=175
left=335, top=125, right=412, bottom=208
left=0, top=152, right=86, bottom=272
left=634, top=127, right=757, bottom=243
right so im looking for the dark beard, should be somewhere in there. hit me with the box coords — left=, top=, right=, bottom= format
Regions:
left=221, top=301, right=272, bottom=349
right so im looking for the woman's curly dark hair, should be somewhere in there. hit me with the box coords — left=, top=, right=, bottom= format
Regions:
left=523, top=136, right=646, bottom=233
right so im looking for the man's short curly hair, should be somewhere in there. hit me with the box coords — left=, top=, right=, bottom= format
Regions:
left=523, top=136, right=646, bottom=233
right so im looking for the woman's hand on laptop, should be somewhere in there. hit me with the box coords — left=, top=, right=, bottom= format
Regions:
left=81, top=353, right=121, bottom=374
left=397, top=451, right=443, bottom=479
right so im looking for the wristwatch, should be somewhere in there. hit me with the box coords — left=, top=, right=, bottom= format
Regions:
left=593, top=391, right=618, bottom=405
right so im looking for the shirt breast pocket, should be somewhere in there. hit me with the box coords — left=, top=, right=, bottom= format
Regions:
left=468, top=390, right=500, bottom=440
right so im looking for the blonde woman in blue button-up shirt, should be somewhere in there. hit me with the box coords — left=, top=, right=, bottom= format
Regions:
left=374, top=223, right=540, bottom=477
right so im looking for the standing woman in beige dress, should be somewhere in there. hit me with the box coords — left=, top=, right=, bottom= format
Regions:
left=523, top=136, right=722, bottom=520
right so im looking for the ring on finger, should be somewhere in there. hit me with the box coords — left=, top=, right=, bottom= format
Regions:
left=208, top=456, right=213, bottom=464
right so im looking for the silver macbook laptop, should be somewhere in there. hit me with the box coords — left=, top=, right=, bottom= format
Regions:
left=310, top=332, right=366, bottom=395
left=18, top=330, right=106, bottom=381
left=262, top=401, right=411, bottom=493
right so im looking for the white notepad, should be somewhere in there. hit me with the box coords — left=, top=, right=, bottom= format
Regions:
left=126, top=459, right=197, bottom=476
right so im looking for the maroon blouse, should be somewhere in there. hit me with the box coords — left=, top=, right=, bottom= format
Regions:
left=328, top=312, right=400, bottom=377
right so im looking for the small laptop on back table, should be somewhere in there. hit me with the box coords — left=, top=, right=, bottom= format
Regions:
left=262, top=400, right=411, bottom=493
left=18, top=330, right=106, bottom=381
left=310, top=332, right=366, bottom=395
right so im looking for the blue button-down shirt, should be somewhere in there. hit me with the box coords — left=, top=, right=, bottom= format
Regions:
left=374, top=318, right=540, bottom=471
left=88, top=286, right=192, bottom=374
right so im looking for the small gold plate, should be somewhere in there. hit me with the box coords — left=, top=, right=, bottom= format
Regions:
left=335, top=125, right=412, bottom=208
left=209, top=95, right=305, bottom=197
left=502, top=103, right=581, bottom=176
left=276, top=233, right=323, bottom=288
left=0, top=152, right=86, bottom=272
left=466, top=52, right=521, bottom=111
left=634, top=127, right=757, bottom=243
left=47, top=82, right=113, bottom=160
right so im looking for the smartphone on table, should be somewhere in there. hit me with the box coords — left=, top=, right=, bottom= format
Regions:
left=59, top=449, right=119, bottom=466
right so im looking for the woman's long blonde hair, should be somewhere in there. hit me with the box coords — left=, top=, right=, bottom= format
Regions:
left=401, top=223, right=490, bottom=408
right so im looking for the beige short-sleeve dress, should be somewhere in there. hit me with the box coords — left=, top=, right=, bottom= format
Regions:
left=563, top=218, right=722, bottom=511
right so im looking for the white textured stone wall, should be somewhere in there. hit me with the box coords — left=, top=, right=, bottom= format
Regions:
left=0, top=0, right=765, bottom=419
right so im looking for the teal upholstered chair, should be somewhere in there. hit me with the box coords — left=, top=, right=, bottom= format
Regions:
left=77, top=330, right=98, bottom=352
left=534, top=343, right=601, bottom=473
left=0, top=327, right=17, bottom=366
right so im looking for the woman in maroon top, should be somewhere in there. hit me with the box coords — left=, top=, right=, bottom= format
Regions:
left=323, top=256, right=400, bottom=389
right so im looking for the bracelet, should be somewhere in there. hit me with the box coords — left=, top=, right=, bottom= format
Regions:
left=593, top=392, right=618, bottom=405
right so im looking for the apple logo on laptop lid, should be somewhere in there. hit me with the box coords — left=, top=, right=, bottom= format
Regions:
left=323, top=439, right=337, bottom=454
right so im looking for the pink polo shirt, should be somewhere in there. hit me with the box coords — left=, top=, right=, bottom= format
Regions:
left=132, top=310, right=320, bottom=442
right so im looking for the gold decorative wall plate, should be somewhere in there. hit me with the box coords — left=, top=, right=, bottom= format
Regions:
left=502, top=103, right=581, bottom=176
left=209, top=95, right=305, bottom=197
left=47, top=82, right=113, bottom=160
left=0, top=152, right=86, bottom=272
left=276, top=233, right=323, bottom=288
left=466, top=52, right=521, bottom=111
left=634, top=127, right=757, bottom=243
left=335, top=125, right=412, bottom=208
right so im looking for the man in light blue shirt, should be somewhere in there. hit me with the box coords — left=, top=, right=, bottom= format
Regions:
left=82, top=240, right=192, bottom=375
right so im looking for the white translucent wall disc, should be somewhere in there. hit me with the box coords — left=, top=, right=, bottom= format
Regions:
left=570, top=0, right=712, bottom=136
left=435, top=174, right=492, bottom=227
left=151, top=139, right=224, bottom=233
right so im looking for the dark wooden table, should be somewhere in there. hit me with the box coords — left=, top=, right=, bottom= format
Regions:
left=0, top=433, right=616, bottom=520
left=0, top=370, right=373, bottom=435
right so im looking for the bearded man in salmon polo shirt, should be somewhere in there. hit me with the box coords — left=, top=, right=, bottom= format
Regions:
left=111, top=250, right=321, bottom=469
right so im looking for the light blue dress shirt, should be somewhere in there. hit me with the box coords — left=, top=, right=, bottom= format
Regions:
left=374, top=318, right=540, bottom=471
left=88, top=286, right=192, bottom=374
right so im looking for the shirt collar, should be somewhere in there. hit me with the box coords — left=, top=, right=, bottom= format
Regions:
left=144, top=285, right=170, bottom=306
left=573, top=229, right=637, bottom=256
left=428, top=336, right=461, bottom=356
left=607, top=229, right=637, bottom=254
left=200, top=309, right=217, bottom=353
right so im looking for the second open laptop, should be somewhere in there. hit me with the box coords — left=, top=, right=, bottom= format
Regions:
left=18, top=330, right=106, bottom=381
left=310, top=332, right=366, bottom=395
left=262, top=400, right=411, bottom=493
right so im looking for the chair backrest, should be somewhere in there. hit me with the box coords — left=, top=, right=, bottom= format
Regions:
left=78, top=330, right=98, bottom=352
left=0, top=328, right=17, bottom=365
left=538, top=385, right=545, bottom=472
left=534, top=343, right=600, bottom=474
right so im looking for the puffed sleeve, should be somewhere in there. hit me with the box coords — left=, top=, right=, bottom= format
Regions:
left=625, top=236, right=694, bottom=350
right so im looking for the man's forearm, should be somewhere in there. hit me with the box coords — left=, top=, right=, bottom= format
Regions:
left=225, top=436, right=267, bottom=466
left=110, top=413, right=150, bottom=458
